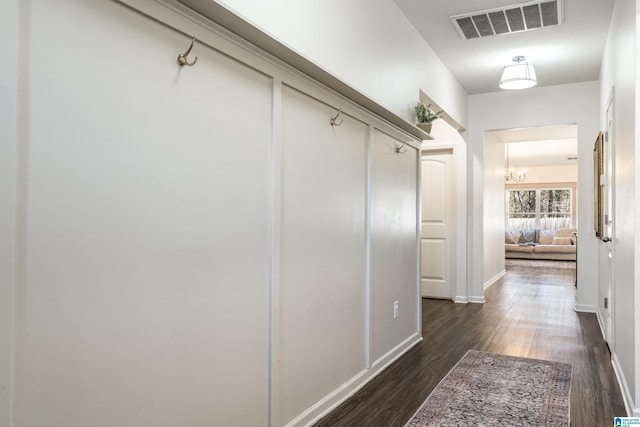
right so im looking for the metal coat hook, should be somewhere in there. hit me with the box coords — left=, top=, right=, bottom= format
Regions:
left=178, top=38, right=198, bottom=66
left=395, top=143, right=407, bottom=155
left=330, top=108, right=344, bottom=126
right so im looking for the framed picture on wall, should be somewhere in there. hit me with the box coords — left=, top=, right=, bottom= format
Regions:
left=593, top=132, right=604, bottom=239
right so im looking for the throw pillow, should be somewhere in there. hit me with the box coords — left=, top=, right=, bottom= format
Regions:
left=538, top=230, right=555, bottom=245
left=555, top=228, right=576, bottom=238
left=521, top=228, right=537, bottom=244
left=552, top=236, right=572, bottom=245
left=505, top=230, right=520, bottom=244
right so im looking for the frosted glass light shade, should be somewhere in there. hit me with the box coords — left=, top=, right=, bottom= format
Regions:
left=499, top=63, right=537, bottom=90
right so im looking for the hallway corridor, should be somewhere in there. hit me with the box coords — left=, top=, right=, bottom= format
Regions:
left=316, top=260, right=626, bottom=426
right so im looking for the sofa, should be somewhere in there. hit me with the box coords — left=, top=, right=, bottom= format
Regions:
left=505, top=228, right=577, bottom=261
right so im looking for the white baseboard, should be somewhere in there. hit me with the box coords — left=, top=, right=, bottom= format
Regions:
left=574, top=304, right=596, bottom=313
left=595, top=310, right=606, bottom=340
left=468, top=296, right=486, bottom=304
left=484, top=270, right=505, bottom=290
left=288, top=333, right=423, bottom=427
left=453, top=273, right=502, bottom=304
left=588, top=311, right=639, bottom=417
left=595, top=314, right=635, bottom=417
left=611, top=351, right=636, bottom=417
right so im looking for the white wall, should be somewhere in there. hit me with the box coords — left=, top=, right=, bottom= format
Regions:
left=14, top=2, right=273, bottom=425
left=599, top=0, right=637, bottom=414
left=522, top=164, right=578, bottom=183
left=370, top=130, right=420, bottom=359
left=206, top=0, right=469, bottom=128
left=483, top=136, right=506, bottom=287
left=279, top=86, right=369, bottom=424
left=0, top=0, right=19, bottom=424
left=468, top=82, right=600, bottom=309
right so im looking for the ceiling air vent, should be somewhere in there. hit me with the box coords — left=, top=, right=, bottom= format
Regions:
left=451, top=0, right=562, bottom=40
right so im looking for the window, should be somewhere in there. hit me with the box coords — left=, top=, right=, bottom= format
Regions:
left=507, top=188, right=573, bottom=230
left=507, top=190, right=536, bottom=230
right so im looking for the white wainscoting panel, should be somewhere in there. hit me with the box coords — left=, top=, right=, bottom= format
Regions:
left=9, top=1, right=423, bottom=426
left=13, top=1, right=271, bottom=426
left=370, top=130, right=419, bottom=362
left=279, top=85, right=368, bottom=425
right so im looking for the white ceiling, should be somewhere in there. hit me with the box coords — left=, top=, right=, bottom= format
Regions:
left=394, top=0, right=615, bottom=95
left=490, top=125, right=577, bottom=167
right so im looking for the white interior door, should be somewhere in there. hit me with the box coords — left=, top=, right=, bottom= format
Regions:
left=421, top=149, right=455, bottom=299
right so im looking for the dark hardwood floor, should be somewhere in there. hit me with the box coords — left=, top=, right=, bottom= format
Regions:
left=315, top=260, right=626, bottom=426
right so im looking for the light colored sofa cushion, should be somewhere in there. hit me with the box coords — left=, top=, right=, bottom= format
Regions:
left=535, top=244, right=576, bottom=254
left=553, top=236, right=572, bottom=245
left=505, top=243, right=535, bottom=253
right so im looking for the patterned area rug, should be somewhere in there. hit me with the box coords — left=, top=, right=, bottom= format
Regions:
left=405, top=350, right=572, bottom=426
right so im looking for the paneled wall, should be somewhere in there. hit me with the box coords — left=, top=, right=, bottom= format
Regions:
left=370, top=131, right=420, bottom=360
left=279, top=86, right=369, bottom=423
left=14, top=1, right=272, bottom=425
left=5, top=1, right=422, bottom=426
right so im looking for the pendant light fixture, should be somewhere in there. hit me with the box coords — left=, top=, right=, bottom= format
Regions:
left=499, top=55, right=537, bottom=90
left=505, top=143, right=526, bottom=183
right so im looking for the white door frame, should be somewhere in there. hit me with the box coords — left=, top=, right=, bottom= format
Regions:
left=603, top=90, right=615, bottom=347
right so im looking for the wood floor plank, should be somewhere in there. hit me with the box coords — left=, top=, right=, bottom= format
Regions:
left=314, top=260, right=626, bottom=426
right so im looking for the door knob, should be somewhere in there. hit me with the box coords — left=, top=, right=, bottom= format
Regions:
left=603, top=237, right=611, bottom=242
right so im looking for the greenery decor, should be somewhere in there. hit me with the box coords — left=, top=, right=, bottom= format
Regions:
left=415, top=102, right=443, bottom=124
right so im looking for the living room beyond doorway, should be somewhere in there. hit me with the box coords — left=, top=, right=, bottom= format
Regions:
left=484, top=124, right=578, bottom=290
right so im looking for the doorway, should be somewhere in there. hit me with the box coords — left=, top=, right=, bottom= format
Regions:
left=484, top=125, right=579, bottom=288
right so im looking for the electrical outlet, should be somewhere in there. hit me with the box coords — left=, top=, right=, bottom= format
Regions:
left=393, top=300, right=399, bottom=319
